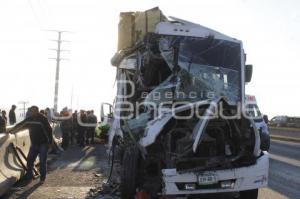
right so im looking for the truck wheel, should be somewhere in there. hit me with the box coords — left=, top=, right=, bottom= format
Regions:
left=260, top=133, right=270, bottom=151
left=120, top=146, right=139, bottom=199
left=239, top=189, right=258, bottom=199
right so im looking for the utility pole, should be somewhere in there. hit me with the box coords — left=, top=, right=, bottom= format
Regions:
left=18, top=101, right=29, bottom=119
left=48, top=30, right=70, bottom=113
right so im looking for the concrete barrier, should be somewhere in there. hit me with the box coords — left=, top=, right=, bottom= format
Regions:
left=0, top=130, right=32, bottom=196
left=0, top=121, right=64, bottom=196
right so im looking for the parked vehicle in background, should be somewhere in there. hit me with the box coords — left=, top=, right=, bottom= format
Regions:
left=269, top=116, right=300, bottom=128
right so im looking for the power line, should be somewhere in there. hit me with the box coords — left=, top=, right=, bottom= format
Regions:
left=27, top=0, right=44, bottom=30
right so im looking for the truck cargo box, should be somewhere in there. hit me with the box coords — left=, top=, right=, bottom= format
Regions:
left=118, top=7, right=166, bottom=51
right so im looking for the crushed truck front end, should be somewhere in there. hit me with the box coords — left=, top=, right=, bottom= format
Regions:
left=162, top=152, right=268, bottom=195
left=108, top=7, right=269, bottom=198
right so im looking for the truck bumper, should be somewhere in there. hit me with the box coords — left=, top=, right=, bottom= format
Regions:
left=162, top=152, right=269, bottom=195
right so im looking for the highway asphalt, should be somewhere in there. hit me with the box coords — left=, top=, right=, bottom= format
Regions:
left=260, top=140, right=300, bottom=199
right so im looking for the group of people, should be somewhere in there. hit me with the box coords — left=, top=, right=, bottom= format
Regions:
left=0, top=105, right=17, bottom=133
left=2, top=105, right=98, bottom=184
left=59, top=109, right=98, bottom=150
left=25, top=107, right=98, bottom=150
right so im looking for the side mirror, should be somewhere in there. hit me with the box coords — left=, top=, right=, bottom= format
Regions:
left=245, top=64, right=253, bottom=83
left=263, top=115, right=269, bottom=124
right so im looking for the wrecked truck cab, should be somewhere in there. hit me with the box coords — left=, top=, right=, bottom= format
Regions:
left=108, top=7, right=268, bottom=199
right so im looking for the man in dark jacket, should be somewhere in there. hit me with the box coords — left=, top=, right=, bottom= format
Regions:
left=78, top=110, right=87, bottom=147
left=9, top=105, right=17, bottom=125
left=0, top=111, right=6, bottom=133
left=11, top=105, right=52, bottom=183
left=60, top=109, right=73, bottom=150
left=72, top=110, right=78, bottom=145
left=1, top=110, right=7, bottom=126
left=86, top=110, right=97, bottom=145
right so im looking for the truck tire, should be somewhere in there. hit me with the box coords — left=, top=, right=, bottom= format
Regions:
left=260, top=132, right=270, bottom=151
left=239, top=189, right=258, bottom=199
left=120, top=146, right=139, bottom=199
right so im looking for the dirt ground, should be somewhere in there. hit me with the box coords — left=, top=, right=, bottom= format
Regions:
left=3, top=144, right=112, bottom=199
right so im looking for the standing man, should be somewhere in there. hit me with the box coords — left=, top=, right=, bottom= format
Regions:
left=25, top=107, right=32, bottom=119
left=1, top=110, right=7, bottom=125
left=87, top=110, right=97, bottom=145
left=9, top=104, right=17, bottom=125
left=11, top=106, right=52, bottom=183
left=78, top=110, right=87, bottom=147
left=45, top=108, right=52, bottom=123
left=86, top=111, right=91, bottom=145
left=60, top=108, right=73, bottom=150
left=0, top=110, right=6, bottom=133
left=71, top=110, right=78, bottom=145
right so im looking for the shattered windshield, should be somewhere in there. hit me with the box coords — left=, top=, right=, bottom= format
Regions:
left=178, top=63, right=240, bottom=103
left=145, top=35, right=241, bottom=105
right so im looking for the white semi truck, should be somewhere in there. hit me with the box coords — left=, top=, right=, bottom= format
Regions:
left=102, top=7, right=269, bottom=199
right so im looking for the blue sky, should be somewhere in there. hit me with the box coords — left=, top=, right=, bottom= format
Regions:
left=0, top=0, right=299, bottom=118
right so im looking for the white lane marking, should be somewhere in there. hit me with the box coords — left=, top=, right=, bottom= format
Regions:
left=271, top=140, right=300, bottom=147
left=269, top=153, right=300, bottom=167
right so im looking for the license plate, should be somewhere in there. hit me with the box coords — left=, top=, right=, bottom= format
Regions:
left=198, top=173, right=217, bottom=185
